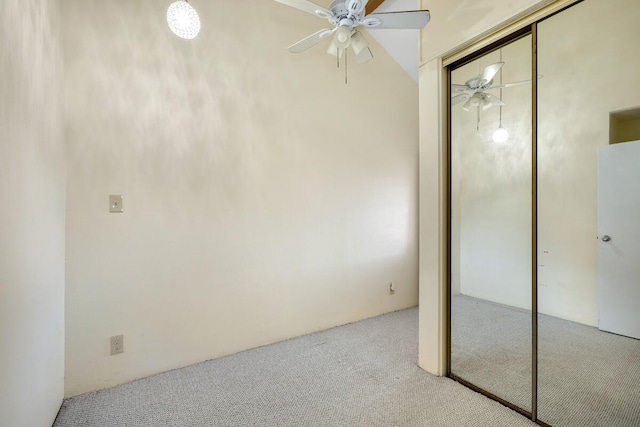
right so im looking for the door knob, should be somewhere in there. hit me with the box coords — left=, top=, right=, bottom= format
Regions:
left=602, top=235, right=611, bottom=242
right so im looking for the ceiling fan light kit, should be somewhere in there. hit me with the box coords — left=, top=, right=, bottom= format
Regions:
left=274, top=0, right=430, bottom=79
left=492, top=127, right=509, bottom=143
left=350, top=31, right=367, bottom=56
left=335, top=25, right=352, bottom=49
left=167, top=0, right=201, bottom=40
left=453, top=57, right=541, bottom=140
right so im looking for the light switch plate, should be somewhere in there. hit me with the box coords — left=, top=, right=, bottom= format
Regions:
left=109, top=195, right=123, bottom=213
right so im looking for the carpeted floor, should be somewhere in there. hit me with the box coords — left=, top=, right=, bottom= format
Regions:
left=451, top=295, right=533, bottom=412
left=452, top=295, right=640, bottom=427
left=55, top=307, right=537, bottom=427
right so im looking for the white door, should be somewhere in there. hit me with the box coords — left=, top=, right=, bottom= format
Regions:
left=598, top=140, right=640, bottom=339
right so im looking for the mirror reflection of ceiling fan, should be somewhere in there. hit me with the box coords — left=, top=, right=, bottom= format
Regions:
left=452, top=62, right=536, bottom=111
left=274, top=0, right=431, bottom=64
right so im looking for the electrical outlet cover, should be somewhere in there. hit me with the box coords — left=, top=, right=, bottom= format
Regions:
left=110, top=335, right=123, bottom=355
left=109, top=195, right=123, bottom=213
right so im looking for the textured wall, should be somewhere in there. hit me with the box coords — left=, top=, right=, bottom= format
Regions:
left=0, top=0, right=65, bottom=425
left=63, top=0, right=419, bottom=396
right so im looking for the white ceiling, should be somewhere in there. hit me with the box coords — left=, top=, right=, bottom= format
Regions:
left=366, top=0, right=421, bottom=81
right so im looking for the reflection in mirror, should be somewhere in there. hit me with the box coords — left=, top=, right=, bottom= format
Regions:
left=450, top=34, right=532, bottom=412
left=537, top=0, right=640, bottom=425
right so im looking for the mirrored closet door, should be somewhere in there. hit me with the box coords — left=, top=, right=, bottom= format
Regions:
left=448, top=0, right=640, bottom=425
left=537, top=0, right=640, bottom=426
left=450, top=34, right=533, bottom=414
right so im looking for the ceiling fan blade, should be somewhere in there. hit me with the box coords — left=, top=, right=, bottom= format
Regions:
left=483, top=93, right=506, bottom=106
left=480, top=62, right=504, bottom=85
left=273, top=0, right=333, bottom=18
left=491, top=76, right=539, bottom=89
left=288, top=28, right=334, bottom=53
left=492, top=80, right=530, bottom=89
left=363, top=10, right=431, bottom=29
left=452, top=94, right=471, bottom=105
left=452, top=84, right=471, bottom=93
left=491, top=74, right=543, bottom=89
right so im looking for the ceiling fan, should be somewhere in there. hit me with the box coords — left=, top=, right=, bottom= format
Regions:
left=452, top=62, right=534, bottom=111
left=274, top=0, right=431, bottom=65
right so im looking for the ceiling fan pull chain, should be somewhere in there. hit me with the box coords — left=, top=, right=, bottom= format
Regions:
left=499, top=48, right=504, bottom=127
left=345, top=47, right=348, bottom=84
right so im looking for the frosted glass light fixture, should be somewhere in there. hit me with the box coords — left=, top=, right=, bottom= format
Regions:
left=167, top=0, right=200, bottom=39
left=492, top=127, right=509, bottom=143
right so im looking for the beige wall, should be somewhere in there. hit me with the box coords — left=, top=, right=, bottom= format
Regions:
left=0, top=0, right=66, bottom=425
left=63, top=0, right=420, bottom=397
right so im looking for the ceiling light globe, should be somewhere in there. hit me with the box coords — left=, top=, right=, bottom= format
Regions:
left=481, top=96, right=493, bottom=110
left=167, top=1, right=201, bottom=40
left=334, top=26, right=352, bottom=49
left=492, top=127, right=509, bottom=143
left=350, top=31, right=367, bottom=56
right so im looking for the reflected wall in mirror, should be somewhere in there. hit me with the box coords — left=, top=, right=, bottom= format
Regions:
left=537, top=0, right=640, bottom=425
left=450, top=34, right=533, bottom=412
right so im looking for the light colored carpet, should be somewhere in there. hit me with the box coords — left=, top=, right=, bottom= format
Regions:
left=451, top=295, right=533, bottom=412
left=54, top=307, right=537, bottom=427
left=452, top=295, right=640, bottom=427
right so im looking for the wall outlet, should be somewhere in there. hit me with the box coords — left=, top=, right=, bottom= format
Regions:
left=109, top=195, right=123, bottom=213
left=389, top=282, right=395, bottom=295
left=110, top=335, right=123, bottom=355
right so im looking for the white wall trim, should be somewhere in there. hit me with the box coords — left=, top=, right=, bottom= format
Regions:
left=417, top=56, right=447, bottom=376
